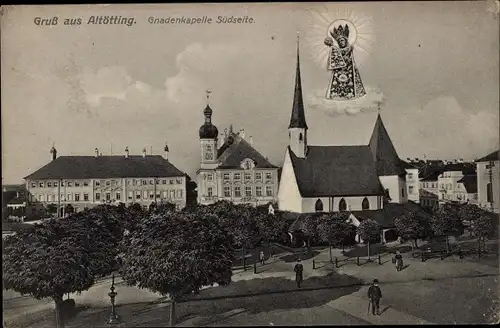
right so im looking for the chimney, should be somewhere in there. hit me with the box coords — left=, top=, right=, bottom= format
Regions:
left=249, top=136, right=253, bottom=146
left=406, top=157, right=411, bottom=161
left=50, top=145, right=57, bottom=161
left=95, top=148, right=99, bottom=157
left=142, top=147, right=147, bottom=158
left=125, top=146, right=129, bottom=158
left=164, top=143, right=169, bottom=160
left=239, top=128, right=245, bottom=139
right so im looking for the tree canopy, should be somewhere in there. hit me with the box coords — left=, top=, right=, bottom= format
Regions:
left=356, top=219, right=381, bottom=244
left=394, top=211, right=430, bottom=244
left=317, top=213, right=353, bottom=247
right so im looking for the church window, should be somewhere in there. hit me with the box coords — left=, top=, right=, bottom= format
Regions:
left=299, top=133, right=303, bottom=141
left=487, top=182, right=493, bottom=203
left=362, top=197, right=370, bottom=210
left=315, top=199, right=323, bottom=212
left=339, top=198, right=347, bottom=211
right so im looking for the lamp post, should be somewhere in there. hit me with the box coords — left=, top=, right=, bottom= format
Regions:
left=107, top=273, right=119, bottom=324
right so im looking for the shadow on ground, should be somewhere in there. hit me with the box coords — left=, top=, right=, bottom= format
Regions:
left=279, top=251, right=320, bottom=262
left=64, top=271, right=363, bottom=327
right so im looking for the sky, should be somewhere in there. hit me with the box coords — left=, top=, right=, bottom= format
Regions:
left=2, top=2, right=499, bottom=184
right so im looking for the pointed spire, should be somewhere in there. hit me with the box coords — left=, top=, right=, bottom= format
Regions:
left=289, top=31, right=308, bottom=129
left=369, top=112, right=405, bottom=176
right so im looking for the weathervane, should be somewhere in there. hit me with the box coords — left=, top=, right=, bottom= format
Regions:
left=205, top=89, right=212, bottom=104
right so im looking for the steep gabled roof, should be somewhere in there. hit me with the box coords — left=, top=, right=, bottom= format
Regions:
left=476, top=150, right=499, bottom=162
left=288, top=36, right=307, bottom=129
left=24, top=155, right=185, bottom=180
left=289, top=145, right=385, bottom=197
left=369, top=114, right=406, bottom=176
left=217, top=133, right=277, bottom=169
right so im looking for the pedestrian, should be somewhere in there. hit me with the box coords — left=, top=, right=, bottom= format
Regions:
left=394, top=251, right=403, bottom=271
left=368, top=279, right=382, bottom=315
left=260, top=250, right=265, bottom=265
left=294, top=259, right=304, bottom=288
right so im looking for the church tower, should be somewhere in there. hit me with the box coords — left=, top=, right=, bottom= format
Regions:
left=288, top=32, right=308, bottom=159
left=199, top=92, right=218, bottom=169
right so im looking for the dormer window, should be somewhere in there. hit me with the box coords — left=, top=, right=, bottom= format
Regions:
left=241, top=158, right=255, bottom=170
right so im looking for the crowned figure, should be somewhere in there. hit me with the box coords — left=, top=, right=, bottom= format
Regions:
left=324, top=24, right=366, bottom=100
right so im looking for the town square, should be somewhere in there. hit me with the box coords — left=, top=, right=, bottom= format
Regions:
left=2, top=2, right=499, bottom=327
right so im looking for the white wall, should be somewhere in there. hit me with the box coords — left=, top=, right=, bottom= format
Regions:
left=301, top=195, right=381, bottom=213
left=277, top=149, right=303, bottom=212
left=379, top=175, right=406, bottom=203
left=405, top=168, right=420, bottom=203
left=477, top=160, right=500, bottom=211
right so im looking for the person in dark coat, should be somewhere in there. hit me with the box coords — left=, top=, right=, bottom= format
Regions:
left=368, top=279, right=382, bottom=315
left=394, top=251, right=403, bottom=271
left=294, top=259, right=304, bottom=288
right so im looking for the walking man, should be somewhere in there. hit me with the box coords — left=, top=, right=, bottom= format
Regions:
left=368, top=279, right=382, bottom=315
left=260, top=250, right=265, bottom=265
left=294, top=259, right=304, bottom=288
left=394, top=251, right=403, bottom=271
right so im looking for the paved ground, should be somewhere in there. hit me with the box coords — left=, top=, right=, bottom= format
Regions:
left=4, top=238, right=499, bottom=327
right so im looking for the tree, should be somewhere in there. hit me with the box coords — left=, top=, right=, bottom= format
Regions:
left=471, top=215, right=495, bottom=258
left=152, top=202, right=177, bottom=215
left=394, top=211, right=430, bottom=256
left=128, top=202, right=144, bottom=213
left=3, top=219, right=95, bottom=328
left=356, top=219, right=381, bottom=260
left=120, top=211, right=234, bottom=326
left=46, top=203, right=58, bottom=217
left=317, top=213, right=354, bottom=261
left=255, top=212, right=288, bottom=245
left=185, top=175, right=198, bottom=208
left=430, top=206, right=464, bottom=252
left=299, top=213, right=321, bottom=252
left=64, top=204, right=74, bottom=216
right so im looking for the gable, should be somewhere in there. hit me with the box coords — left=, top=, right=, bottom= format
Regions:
left=217, top=133, right=277, bottom=169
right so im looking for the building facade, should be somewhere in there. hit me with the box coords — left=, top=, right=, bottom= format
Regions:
left=24, top=145, right=187, bottom=216
left=476, top=150, right=499, bottom=212
left=437, top=163, right=477, bottom=205
left=401, top=160, right=420, bottom=203
left=196, top=105, right=279, bottom=206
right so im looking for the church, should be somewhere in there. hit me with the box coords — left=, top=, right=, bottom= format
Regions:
left=278, top=37, right=427, bottom=243
left=196, top=100, right=279, bottom=206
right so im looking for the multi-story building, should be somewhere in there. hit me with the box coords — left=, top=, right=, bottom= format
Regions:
left=196, top=104, right=279, bottom=206
left=24, top=145, right=187, bottom=217
left=437, top=163, right=477, bottom=205
left=401, top=160, right=420, bottom=203
left=476, top=150, right=499, bottom=212
left=419, top=169, right=441, bottom=209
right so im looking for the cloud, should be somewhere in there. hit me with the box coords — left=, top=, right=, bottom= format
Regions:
left=307, top=86, right=385, bottom=116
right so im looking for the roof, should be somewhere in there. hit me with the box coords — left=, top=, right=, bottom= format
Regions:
left=288, top=39, right=307, bottom=129
left=368, top=114, right=406, bottom=176
left=351, top=201, right=431, bottom=229
left=24, top=155, right=186, bottom=180
left=217, top=133, right=278, bottom=169
left=289, top=145, right=385, bottom=197
left=458, top=175, right=477, bottom=193
left=476, top=150, right=499, bottom=162
left=2, top=184, right=25, bottom=192
left=442, top=163, right=476, bottom=174
left=400, top=160, right=418, bottom=170
left=418, top=164, right=444, bottom=180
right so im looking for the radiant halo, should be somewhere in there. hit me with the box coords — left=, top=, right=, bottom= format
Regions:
left=327, top=19, right=358, bottom=47
left=305, top=6, right=375, bottom=68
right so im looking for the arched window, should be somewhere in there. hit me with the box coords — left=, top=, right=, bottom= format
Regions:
left=339, top=198, right=347, bottom=211
left=299, top=133, right=303, bottom=141
left=315, top=199, right=323, bottom=212
left=487, top=182, right=493, bottom=203
left=362, top=197, right=370, bottom=210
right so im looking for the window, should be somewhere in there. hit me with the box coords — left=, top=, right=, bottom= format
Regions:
left=47, top=182, right=52, bottom=188
left=487, top=182, right=493, bottom=203
left=176, top=179, right=183, bottom=184
left=60, top=193, right=65, bottom=201
left=67, top=193, right=73, bottom=201
left=234, top=186, right=241, bottom=197
left=106, top=193, right=111, bottom=201
left=75, top=193, right=80, bottom=201
left=156, top=180, right=160, bottom=185
left=143, top=191, right=148, bottom=199
left=401, top=188, right=405, bottom=198
left=75, top=182, right=80, bottom=187
left=136, top=191, right=141, bottom=200
left=408, top=173, right=413, bottom=180
left=223, top=173, right=230, bottom=180
left=224, top=186, right=231, bottom=197
left=362, top=197, right=370, bottom=210
left=207, top=174, right=213, bottom=181
left=299, top=133, right=303, bottom=141
left=255, top=186, right=262, bottom=197
left=39, top=182, right=44, bottom=188
left=127, top=180, right=132, bottom=186
left=339, top=198, right=347, bottom=211
left=234, top=173, right=241, bottom=181
left=128, top=191, right=133, bottom=200
left=142, top=180, right=147, bottom=185
left=106, top=181, right=110, bottom=186
left=266, top=186, right=273, bottom=196
left=266, top=172, right=272, bottom=180
left=116, top=192, right=121, bottom=201
left=176, top=190, right=182, bottom=198
left=315, top=199, right=323, bottom=212
left=84, top=193, right=89, bottom=201
left=95, top=181, right=100, bottom=187
left=156, top=192, right=161, bottom=199
left=31, top=182, right=36, bottom=188
left=162, top=180, right=167, bottom=184
left=245, top=186, right=252, bottom=197
left=170, top=190, right=175, bottom=199
left=149, top=191, right=154, bottom=199
left=133, top=180, right=138, bottom=186
left=207, top=187, right=213, bottom=197
left=163, top=191, right=168, bottom=199
left=245, top=172, right=252, bottom=180
left=84, top=181, right=89, bottom=186
left=255, top=172, right=262, bottom=180
left=169, top=179, right=174, bottom=185
left=431, top=183, right=435, bottom=188
left=149, top=180, right=154, bottom=185
left=409, top=186, right=414, bottom=194
left=69, top=181, right=74, bottom=187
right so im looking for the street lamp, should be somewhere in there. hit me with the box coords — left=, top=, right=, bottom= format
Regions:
left=107, top=273, right=119, bottom=324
